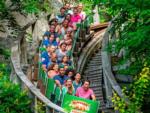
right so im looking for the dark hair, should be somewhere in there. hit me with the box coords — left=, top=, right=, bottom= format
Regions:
left=66, top=69, right=75, bottom=80
left=48, top=63, right=58, bottom=71
left=65, top=14, right=71, bottom=19
left=73, top=7, right=78, bottom=11
left=83, top=79, right=90, bottom=85
left=49, top=33, right=55, bottom=37
left=66, top=69, right=75, bottom=74
left=62, top=19, right=69, bottom=24
left=61, top=55, right=68, bottom=62
left=60, top=7, right=66, bottom=11
left=43, top=34, right=48, bottom=38
left=60, top=42, right=67, bottom=47
left=48, top=18, right=58, bottom=25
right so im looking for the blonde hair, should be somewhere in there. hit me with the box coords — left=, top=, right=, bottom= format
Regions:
left=66, top=79, right=74, bottom=94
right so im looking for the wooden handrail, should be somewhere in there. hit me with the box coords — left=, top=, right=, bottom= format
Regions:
left=10, top=23, right=66, bottom=113
left=101, top=23, right=128, bottom=102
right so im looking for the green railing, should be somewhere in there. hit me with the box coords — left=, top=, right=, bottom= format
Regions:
left=70, top=16, right=92, bottom=69
left=37, top=15, right=100, bottom=112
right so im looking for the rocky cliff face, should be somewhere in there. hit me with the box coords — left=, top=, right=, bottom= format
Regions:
left=0, top=0, right=63, bottom=63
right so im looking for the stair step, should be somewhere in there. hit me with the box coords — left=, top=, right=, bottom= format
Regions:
left=87, top=63, right=102, bottom=67
left=84, top=76, right=102, bottom=81
left=91, top=56, right=102, bottom=60
left=95, top=93, right=103, bottom=96
left=96, top=96, right=104, bottom=101
left=84, top=76, right=102, bottom=80
left=93, top=86, right=102, bottom=90
left=92, top=53, right=102, bottom=58
left=84, top=72, right=102, bottom=77
left=85, top=69, right=102, bottom=73
left=90, top=83, right=102, bottom=88
left=89, top=60, right=102, bottom=63
left=90, top=80, right=102, bottom=84
left=82, top=48, right=108, bottom=111
left=84, top=67, right=102, bottom=72
left=85, top=65, right=102, bottom=69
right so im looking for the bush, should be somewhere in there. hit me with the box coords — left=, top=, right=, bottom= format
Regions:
left=0, top=61, right=32, bottom=113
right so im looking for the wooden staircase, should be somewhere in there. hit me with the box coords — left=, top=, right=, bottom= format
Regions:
left=83, top=48, right=106, bottom=111
left=83, top=48, right=114, bottom=113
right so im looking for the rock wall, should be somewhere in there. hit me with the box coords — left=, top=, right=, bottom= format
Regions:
left=0, top=0, right=63, bottom=63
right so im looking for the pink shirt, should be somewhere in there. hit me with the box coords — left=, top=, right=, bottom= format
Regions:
left=76, top=87, right=94, bottom=99
left=71, top=14, right=81, bottom=24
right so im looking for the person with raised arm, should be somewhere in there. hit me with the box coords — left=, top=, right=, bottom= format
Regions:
left=62, top=78, right=75, bottom=96
left=78, top=3, right=86, bottom=21
left=71, top=7, right=82, bottom=30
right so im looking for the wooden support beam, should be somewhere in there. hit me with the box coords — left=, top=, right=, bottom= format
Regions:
left=90, top=22, right=109, bottom=30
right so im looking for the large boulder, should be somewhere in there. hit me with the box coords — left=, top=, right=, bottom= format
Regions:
left=11, top=12, right=36, bottom=27
left=32, top=18, right=49, bottom=41
left=51, top=0, right=63, bottom=15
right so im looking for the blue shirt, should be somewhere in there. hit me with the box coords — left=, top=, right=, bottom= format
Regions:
left=41, top=51, right=50, bottom=68
left=53, top=75, right=68, bottom=85
left=41, top=51, right=49, bottom=61
left=44, top=31, right=59, bottom=38
left=42, top=39, right=49, bottom=47
left=42, top=58, right=51, bottom=69
left=48, top=40, right=58, bottom=47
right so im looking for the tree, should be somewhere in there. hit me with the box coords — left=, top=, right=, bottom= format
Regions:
left=102, top=0, right=150, bottom=112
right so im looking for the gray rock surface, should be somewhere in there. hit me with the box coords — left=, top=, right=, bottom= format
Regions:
left=32, top=18, right=49, bottom=41
left=11, top=12, right=36, bottom=27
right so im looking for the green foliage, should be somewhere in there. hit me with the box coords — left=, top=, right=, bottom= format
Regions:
left=21, top=0, right=40, bottom=13
left=101, top=0, right=150, bottom=112
left=78, top=0, right=112, bottom=22
left=10, top=0, right=52, bottom=13
left=0, top=56, right=32, bottom=113
left=77, top=0, right=93, bottom=18
left=0, top=48, right=10, bottom=59
left=0, top=0, right=9, bottom=19
left=35, top=100, right=46, bottom=113
left=106, top=0, right=150, bottom=75
left=0, top=0, right=53, bottom=20
left=0, top=0, right=7, bottom=13
left=112, top=66, right=150, bottom=113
